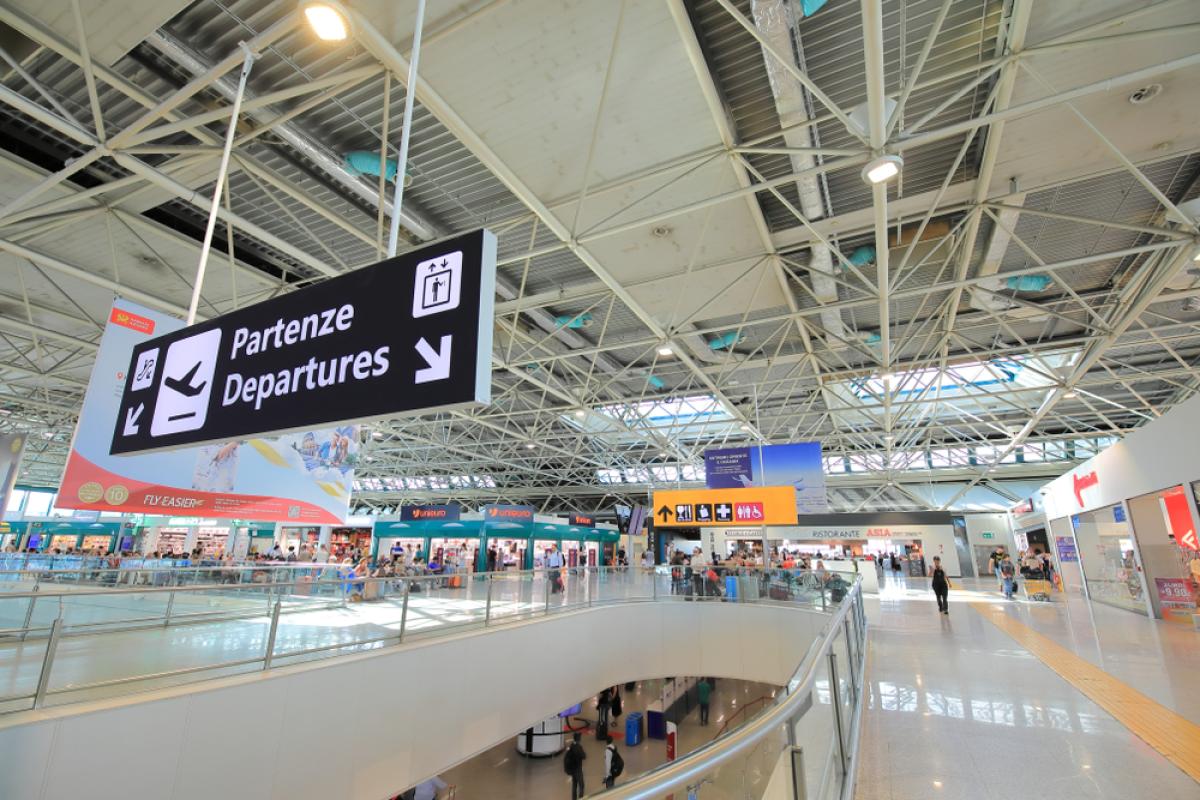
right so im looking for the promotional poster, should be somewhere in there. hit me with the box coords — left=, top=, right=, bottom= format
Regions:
left=57, top=300, right=359, bottom=523
left=704, top=441, right=827, bottom=513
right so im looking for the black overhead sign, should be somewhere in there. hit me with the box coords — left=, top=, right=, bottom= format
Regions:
left=110, top=229, right=496, bottom=455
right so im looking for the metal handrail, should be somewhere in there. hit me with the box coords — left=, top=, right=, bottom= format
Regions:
left=0, top=567, right=849, bottom=717
left=599, top=578, right=866, bottom=799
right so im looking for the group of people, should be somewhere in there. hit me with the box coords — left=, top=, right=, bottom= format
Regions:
left=563, top=685, right=631, bottom=798
left=986, top=547, right=1056, bottom=600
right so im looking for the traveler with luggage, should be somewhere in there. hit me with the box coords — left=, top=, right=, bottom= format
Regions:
left=1000, top=555, right=1017, bottom=599
left=546, top=545, right=565, bottom=593
left=564, top=732, right=587, bottom=799
left=596, top=687, right=613, bottom=734
left=604, top=737, right=624, bottom=789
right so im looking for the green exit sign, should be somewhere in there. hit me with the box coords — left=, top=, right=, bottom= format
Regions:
left=982, top=532, right=995, bottom=539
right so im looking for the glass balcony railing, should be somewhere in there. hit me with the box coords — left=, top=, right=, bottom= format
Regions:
left=0, top=563, right=866, bottom=800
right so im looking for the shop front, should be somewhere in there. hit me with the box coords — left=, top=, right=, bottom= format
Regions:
left=777, top=512, right=961, bottom=576
left=373, top=520, right=431, bottom=563
left=1039, top=392, right=1200, bottom=620
left=480, top=505, right=535, bottom=572
left=329, top=526, right=372, bottom=559
left=28, top=521, right=126, bottom=554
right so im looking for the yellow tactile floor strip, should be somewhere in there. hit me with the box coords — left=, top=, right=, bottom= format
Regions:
left=972, top=603, right=1200, bottom=783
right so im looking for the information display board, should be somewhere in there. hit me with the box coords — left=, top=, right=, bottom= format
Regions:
left=112, top=229, right=496, bottom=455
left=704, top=442, right=827, bottom=513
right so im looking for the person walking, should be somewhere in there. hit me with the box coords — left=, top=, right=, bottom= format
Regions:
left=698, top=677, right=712, bottom=725
left=565, top=732, right=587, bottom=799
left=1000, top=554, right=1017, bottom=599
left=929, top=555, right=949, bottom=614
left=546, top=545, right=565, bottom=593
left=603, top=736, right=624, bottom=789
left=596, top=687, right=613, bottom=736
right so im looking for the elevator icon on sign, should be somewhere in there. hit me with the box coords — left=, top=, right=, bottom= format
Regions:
left=412, top=251, right=462, bottom=318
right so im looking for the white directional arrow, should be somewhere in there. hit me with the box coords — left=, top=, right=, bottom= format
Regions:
left=124, top=403, right=144, bottom=436
left=414, top=335, right=452, bottom=384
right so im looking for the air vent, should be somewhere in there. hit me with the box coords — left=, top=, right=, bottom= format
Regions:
left=1128, top=84, right=1162, bottom=105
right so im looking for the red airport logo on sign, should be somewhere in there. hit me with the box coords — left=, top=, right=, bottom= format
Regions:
left=110, top=307, right=155, bottom=335
left=1072, top=470, right=1099, bottom=506
left=734, top=502, right=764, bottom=522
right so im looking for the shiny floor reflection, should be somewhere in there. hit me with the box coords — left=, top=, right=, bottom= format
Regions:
left=855, top=576, right=1200, bottom=799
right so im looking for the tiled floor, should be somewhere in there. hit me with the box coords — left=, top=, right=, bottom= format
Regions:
left=856, top=574, right=1200, bottom=799
left=436, top=678, right=780, bottom=799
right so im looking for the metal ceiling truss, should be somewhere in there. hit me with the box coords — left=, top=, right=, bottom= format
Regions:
left=0, top=0, right=1196, bottom=514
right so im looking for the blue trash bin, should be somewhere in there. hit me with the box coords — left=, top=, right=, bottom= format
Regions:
left=625, top=711, right=643, bottom=746
left=724, top=574, right=738, bottom=600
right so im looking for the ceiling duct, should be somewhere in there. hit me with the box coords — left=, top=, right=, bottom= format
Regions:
left=144, top=31, right=440, bottom=242
left=750, top=0, right=845, bottom=344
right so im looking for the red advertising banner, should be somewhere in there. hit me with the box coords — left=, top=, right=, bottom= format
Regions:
left=1154, top=578, right=1195, bottom=610
left=1161, top=487, right=1198, bottom=551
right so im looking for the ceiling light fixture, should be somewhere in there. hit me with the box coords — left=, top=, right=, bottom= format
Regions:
left=861, top=154, right=903, bottom=185
left=525, top=442, right=536, bottom=450
left=739, top=424, right=750, bottom=432
left=301, top=2, right=350, bottom=41
left=1063, top=389, right=1077, bottom=399
left=657, top=345, right=674, bottom=357
left=574, top=409, right=586, bottom=419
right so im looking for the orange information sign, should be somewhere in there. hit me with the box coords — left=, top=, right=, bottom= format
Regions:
left=651, top=485, right=797, bottom=527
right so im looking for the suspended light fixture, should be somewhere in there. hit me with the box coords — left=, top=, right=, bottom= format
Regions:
left=301, top=1, right=350, bottom=41
left=657, top=345, right=674, bottom=357
left=861, top=154, right=903, bottom=185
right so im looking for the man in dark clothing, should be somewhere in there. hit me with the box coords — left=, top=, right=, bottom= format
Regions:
left=929, top=555, right=949, bottom=614
left=565, top=732, right=587, bottom=799
left=597, top=688, right=613, bottom=731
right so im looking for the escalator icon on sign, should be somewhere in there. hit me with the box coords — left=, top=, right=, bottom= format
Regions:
left=150, top=329, right=221, bottom=437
